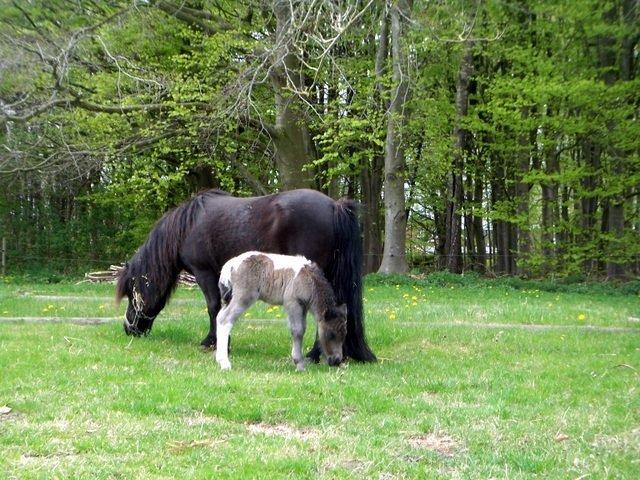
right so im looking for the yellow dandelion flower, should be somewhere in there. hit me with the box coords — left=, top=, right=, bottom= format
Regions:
left=577, top=314, right=586, bottom=321
left=412, top=302, right=417, bottom=306
left=403, top=293, right=410, bottom=298
left=412, top=296, right=417, bottom=301
left=389, top=313, right=397, bottom=320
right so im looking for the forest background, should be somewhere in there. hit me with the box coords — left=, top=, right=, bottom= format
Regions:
left=1, top=0, right=638, bottom=279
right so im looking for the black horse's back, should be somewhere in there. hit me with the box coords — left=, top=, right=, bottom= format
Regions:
left=264, top=189, right=337, bottom=265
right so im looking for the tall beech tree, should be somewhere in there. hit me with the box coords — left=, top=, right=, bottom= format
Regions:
left=378, top=0, right=413, bottom=274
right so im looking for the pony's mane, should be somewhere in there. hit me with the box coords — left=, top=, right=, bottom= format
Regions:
left=116, top=191, right=212, bottom=304
left=200, top=188, right=230, bottom=197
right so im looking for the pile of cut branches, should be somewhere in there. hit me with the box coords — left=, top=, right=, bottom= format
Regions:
left=83, top=265, right=197, bottom=287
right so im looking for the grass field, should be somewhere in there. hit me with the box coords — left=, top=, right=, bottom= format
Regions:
left=1, top=276, right=639, bottom=479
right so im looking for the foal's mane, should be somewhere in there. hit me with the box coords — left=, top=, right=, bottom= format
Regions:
left=116, top=190, right=227, bottom=304
left=306, top=263, right=338, bottom=313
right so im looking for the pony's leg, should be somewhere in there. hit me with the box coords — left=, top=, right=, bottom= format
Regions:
left=215, top=294, right=255, bottom=370
left=193, top=269, right=221, bottom=348
left=305, top=331, right=322, bottom=363
left=285, top=302, right=307, bottom=371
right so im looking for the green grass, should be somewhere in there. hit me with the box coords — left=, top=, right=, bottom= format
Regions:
left=1, top=277, right=639, bottom=479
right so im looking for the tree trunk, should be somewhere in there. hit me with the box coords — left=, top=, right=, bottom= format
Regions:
left=541, top=141, right=560, bottom=269
left=361, top=8, right=388, bottom=273
left=580, top=137, right=600, bottom=273
left=467, top=170, right=486, bottom=273
left=515, top=111, right=534, bottom=276
left=444, top=42, right=473, bottom=274
left=378, top=0, right=413, bottom=274
left=605, top=0, right=636, bottom=278
left=270, top=0, right=316, bottom=190
left=463, top=173, right=474, bottom=268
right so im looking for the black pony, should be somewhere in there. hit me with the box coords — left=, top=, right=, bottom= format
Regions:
left=115, top=189, right=376, bottom=362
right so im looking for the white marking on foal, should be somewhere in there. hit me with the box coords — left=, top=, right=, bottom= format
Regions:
left=215, top=321, right=233, bottom=370
left=219, top=251, right=312, bottom=288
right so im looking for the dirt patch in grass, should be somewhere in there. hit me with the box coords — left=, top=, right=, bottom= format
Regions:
left=408, top=431, right=461, bottom=457
left=590, top=427, right=640, bottom=452
left=245, top=422, right=318, bottom=442
left=182, top=412, right=223, bottom=427
left=0, top=411, right=22, bottom=422
left=18, top=449, right=82, bottom=469
left=324, top=458, right=373, bottom=475
left=166, top=438, right=225, bottom=454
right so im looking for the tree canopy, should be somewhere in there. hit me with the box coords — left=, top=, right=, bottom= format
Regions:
left=1, top=0, right=638, bottom=278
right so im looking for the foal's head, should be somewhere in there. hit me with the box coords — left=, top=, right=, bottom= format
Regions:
left=318, top=304, right=347, bottom=366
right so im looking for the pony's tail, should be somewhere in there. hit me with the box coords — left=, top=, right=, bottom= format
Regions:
left=330, top=199, right=377, bottom=362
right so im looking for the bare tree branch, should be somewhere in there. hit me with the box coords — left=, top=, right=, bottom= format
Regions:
left=154, top=0, right=233, bottom=34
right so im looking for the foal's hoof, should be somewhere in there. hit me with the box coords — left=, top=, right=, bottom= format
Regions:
left=217, top=359, right=232, bottom=370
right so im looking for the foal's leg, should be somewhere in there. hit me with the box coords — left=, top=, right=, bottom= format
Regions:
left=215, top=293, right=256, bottom=370
left=285, top=302, right=307, bottom=371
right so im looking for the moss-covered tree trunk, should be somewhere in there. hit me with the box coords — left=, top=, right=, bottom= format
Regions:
left=379, top=0, right=412, bottom=274
left=270, top=0, right=316, bottom=190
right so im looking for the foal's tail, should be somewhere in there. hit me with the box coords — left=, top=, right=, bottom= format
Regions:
left=330, top=200, right=377, bottom=362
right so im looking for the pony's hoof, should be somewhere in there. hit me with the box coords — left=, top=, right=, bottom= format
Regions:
left=305, top=348, right=321, bottom=364
left=200, top=334, right=217, bottom=348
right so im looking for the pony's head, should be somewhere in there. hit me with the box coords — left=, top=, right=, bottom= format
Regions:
left=116, top=262, right=166, bottom=336
left=318, top=303, right=347, bottom=366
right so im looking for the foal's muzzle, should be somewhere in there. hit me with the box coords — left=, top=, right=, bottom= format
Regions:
left=327, top=355, right=342, bottom=367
